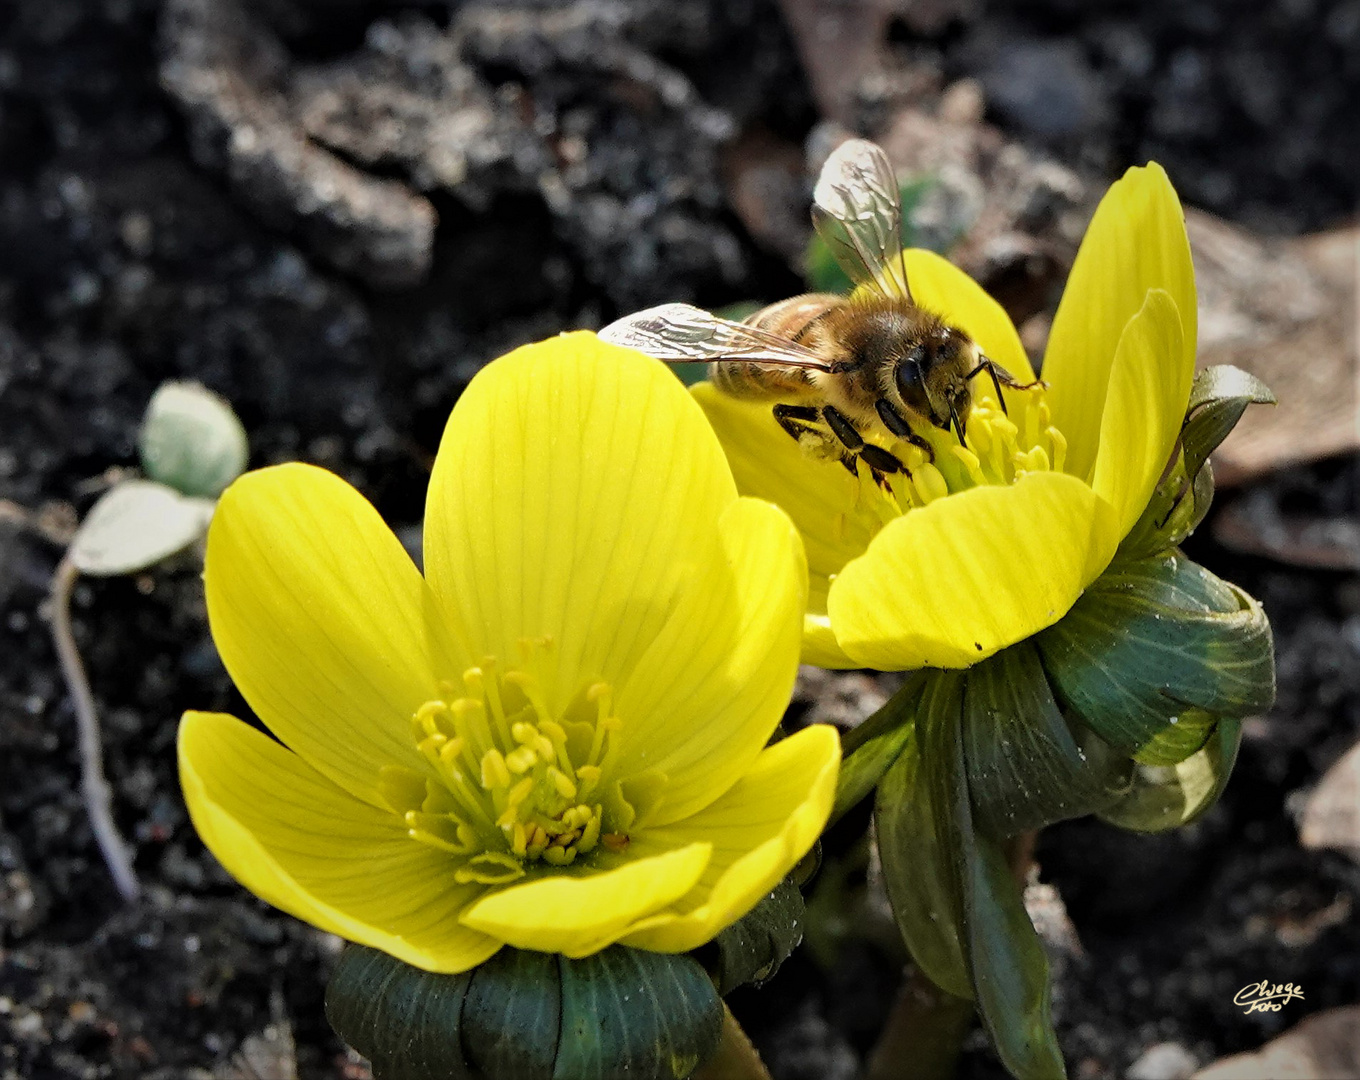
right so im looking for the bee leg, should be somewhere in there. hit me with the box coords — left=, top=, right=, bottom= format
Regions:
left=773, top=402, right=821, bottom=433
left=825, top=405, right=905, bottom=481
left=774, top=403, right=858, bottom=475
left=875, top=400, right=934, bottom=464
left=821, top=405, right=863, bottom=449
left=859, top=444, right=904, bottom=476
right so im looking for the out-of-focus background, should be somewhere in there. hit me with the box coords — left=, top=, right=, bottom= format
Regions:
left=0, top=1, right=1356, bottom=1077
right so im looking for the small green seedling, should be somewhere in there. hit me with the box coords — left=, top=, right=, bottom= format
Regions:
left=50, top=382, right=247, bottom=901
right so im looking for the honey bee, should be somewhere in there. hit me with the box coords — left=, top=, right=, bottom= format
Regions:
left=599, top=139, right=1039, bottom=478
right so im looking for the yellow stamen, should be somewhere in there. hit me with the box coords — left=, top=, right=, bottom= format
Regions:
left=912, top=463, right=949, bottom=505
left=400, top=668, right=648, bottom=876
left=480, top=748, right=512, bottom=790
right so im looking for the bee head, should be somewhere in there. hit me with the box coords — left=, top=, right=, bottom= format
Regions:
left=892, top=327, right=979, bottom=438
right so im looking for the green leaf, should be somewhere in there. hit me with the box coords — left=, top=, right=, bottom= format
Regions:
left=1099, top=719, right=1243, bottom=832
left=553, top=949, right=722, bottom=1080
left=139, top=380, right=248, bottom=498
left=875, top=674, right=972, bottom=1000
left=1181, top=365, right=1275, bottom=484
left=69, top=479, right=215, bottom=576
left=1130, top=706, right=1216, bottom=767
left=1120, top=365, right=1274, bottom=559
left=1037, top=553, right=1274, bottom=764
left=959, top=826, right=1065, bottom=1080
left=883, top=675, right=1066, bottom=1079
left=962, top=644, right=1132, bottom=838
left=926, top=687, right=1065, bottom=1080
left=708, top=877, right=805, bottom=994
left=832, top=673, right=927, bottom=823
left=325, top=945, right=478, bottom=1080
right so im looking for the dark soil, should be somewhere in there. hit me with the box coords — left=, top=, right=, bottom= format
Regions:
left=1, top=1, right=1356, bottom=1078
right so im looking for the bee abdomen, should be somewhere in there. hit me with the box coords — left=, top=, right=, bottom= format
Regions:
left=711, top=361, right=811, bottom=400
left=743, top=293, right=842, bottom=339
left=710, top=293, right=842, bottom=401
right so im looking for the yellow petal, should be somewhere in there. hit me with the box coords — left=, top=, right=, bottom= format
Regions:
left=179, top=711, right=499, bottom=973
left=1092, top=289, right=1191, bottom=539
left=1042, top=164, right=1197, bottom=481
left=826, top=472, right=1118, bottom=669
left=691, top=381, right=874, bottom=580
left=903, top=249, right=1036, bottom=384
left=457, top=843, right=713, bottom=956
left=803, top=573, right=860, bottom=668
left=618, top=724, right=840, bottom=953
left=205, top=464, right=440, bottom=806
left=424, top=333, right=739, bottom=714
left=613, top=496, right=807, bottom=826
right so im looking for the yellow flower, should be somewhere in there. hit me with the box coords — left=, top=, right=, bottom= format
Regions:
left=177, top=333, right=839, bottom=973
left=696, top=165, right=1196, bottom=671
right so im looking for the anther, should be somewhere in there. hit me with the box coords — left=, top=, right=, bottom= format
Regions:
left=505, top=745, right=538, bottom=775
left=912, top=463, right=950, bottom=505
left=480, top=749, right=512, bottom=790
left=548, top=766, right=577, bottom=799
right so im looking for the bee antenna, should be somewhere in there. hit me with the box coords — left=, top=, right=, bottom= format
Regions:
left=967, top=355, right=1010, bottom=416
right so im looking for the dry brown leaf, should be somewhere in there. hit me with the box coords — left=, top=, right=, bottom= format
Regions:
left=1190, top=214, right=1358, bottom=485
left=774, top=0, right=901, bottom=124
left=1194, top=1006, right=1360, bottom=1080
left=1300, top=742, right=1360, bottom=860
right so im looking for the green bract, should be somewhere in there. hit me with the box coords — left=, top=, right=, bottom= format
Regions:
left=326, top=944, right=723, bottom=1080
left=834, top=362, right=1276, bottom=1080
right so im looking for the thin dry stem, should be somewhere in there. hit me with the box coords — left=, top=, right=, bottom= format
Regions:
left=48, top=555, right=140, bottom=902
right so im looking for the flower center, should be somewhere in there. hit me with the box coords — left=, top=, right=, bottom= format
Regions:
left=379, top=661, right=630, bottom=885
left=856, top=384, right=1067, bottom=521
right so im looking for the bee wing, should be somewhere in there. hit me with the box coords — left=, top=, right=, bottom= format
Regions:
left=811, top=139, right=912, bottom=303
left=598, top=303, right=834, bottom=369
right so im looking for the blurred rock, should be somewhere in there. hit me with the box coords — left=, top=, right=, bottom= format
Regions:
left=1194, top=1006, right=1360, bottom=1079
left=955, top=26, right=1111, bottom=145
left=722, top=128, right=807, bottom=261
left=289, top=15, right=548, bottom=208
left=1299, top=742, right=1360, bottom=860
left=0, top=835, right=48, bottom=939
left=759, top=998, right=859, bottom=1080
left=1190, top=216, right=1358, bottom=485
left=1128, top=1042, right=1200, bottom=1080
left=159, top=0, right=437, bottom=289
left=792, top=666, right=897, bottom=731
left=776, top=0, right=899, bottom=124
left=222, top=1011, right=297, bottom=1080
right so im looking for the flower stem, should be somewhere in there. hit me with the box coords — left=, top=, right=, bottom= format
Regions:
left=866, top=829, right=1041, bottom=1080
left=692, top=1002, right=773, bottom=1080
left=866, top=967, right=974, bottom=1080
left=48, top=555, right=140, bottom=902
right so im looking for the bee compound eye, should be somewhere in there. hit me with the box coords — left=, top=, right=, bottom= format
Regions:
left=895, top=348, right=927, bottom=404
